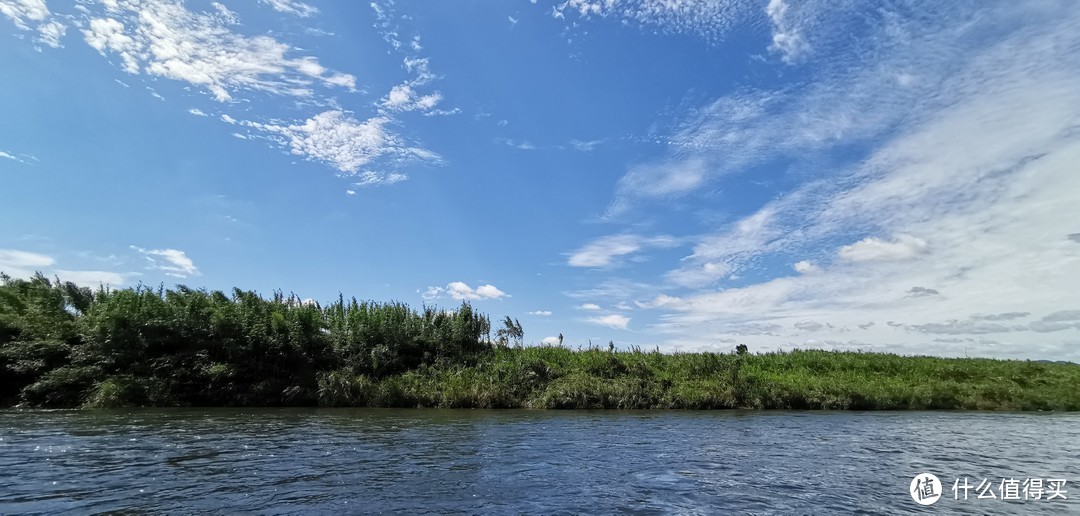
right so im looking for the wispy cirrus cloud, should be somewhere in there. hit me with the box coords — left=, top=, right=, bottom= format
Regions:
left=0, top=149, right=34, bottom=164
left=349, top=170, right=408, bottom=188
left=567, top=234, right=679, bottom=268
left=257, top=0, right=318, bottom=18
left=573, top=1, right=1080, bottom=360
left=605, top=157, right=708, bottom=216
left=569, top=139, right=605, bottom=152
left=80, top=0, right=355, bottom=102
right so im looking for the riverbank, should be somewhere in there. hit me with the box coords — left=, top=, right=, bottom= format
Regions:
left=2, top=275, right=1078, bottom=410
left=313, top=347, right=1080, bottom=411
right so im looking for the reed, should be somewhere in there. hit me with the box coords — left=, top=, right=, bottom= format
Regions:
left=2, top=273, right=1077, bottom=410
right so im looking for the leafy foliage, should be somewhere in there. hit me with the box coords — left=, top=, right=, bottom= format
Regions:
left=0, top=276, right=491, bottom=407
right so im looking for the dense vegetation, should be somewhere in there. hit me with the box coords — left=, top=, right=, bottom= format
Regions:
left=2, top=274, right=1078, bottom=410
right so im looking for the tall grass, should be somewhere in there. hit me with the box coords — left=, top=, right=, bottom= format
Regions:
left=1, top=273, right=1077, bottom=410
left=0, top=273, right=490, bottom=407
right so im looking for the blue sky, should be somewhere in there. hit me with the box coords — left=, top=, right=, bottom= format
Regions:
left=2, top=0, right=1080, bottom=360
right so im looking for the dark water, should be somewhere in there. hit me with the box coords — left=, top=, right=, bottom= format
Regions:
left=1, top=410, right=1076, bottom=514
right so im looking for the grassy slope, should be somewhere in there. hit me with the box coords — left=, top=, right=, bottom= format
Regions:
left=315, top=347, right=1080, bottom=411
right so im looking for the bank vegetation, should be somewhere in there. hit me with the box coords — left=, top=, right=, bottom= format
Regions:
left=2, top=274, right=1077, bottom=410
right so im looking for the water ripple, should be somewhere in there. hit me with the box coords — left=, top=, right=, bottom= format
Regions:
left=0, top=409, right=1077, bottom=514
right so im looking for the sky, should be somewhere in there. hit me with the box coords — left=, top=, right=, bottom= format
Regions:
left=2, top=0, right=1079, bottom=361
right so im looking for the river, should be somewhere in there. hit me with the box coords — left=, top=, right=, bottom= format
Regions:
left=1, top=409, right=1076, bottom=514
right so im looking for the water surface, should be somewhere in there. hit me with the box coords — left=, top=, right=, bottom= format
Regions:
left=1, top=409, right=1076, bottom=514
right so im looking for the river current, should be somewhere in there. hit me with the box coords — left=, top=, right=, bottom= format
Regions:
left=1, top=409, right=1076, bottom=514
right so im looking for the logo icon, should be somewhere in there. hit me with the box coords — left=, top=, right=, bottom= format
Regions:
left=911, top=473, right=942, bottom=505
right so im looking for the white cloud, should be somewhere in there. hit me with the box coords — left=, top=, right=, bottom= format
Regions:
left=837, top=234, right=928, bottom=263
left=188, top=108, right=208, bottom=117
left=35, top=19, right=65, bottom=47
left=384, top=84, right=413, bottom=108
left=130, top=245, right=199, bottom=278
left=587, top=1, right=1080, bottom=360
left=568, top=234, right=678, bottom=268
left=579, top=303, right=601, bottom=311
left=239, top=111, right=438, bottom=173
left=971, top=312, right=1029, bottom=322
left=569, top=139, right=604, bottom=152
left=80, top=0, right=355, bottom=102
left=350, top=170, right=408, bottom=188
left=765, top=0, right=808, bottom=63
left=541, top=336, right=561, bottom=346
left=495, top=138, right=536, bottom=150
left=606, top=157, right=708, bottom=215
left=793, top=260, right=820, bottom=274
left=403, top=56, right=436, bottom=85
left=528, top=310, right=553, bottom=316
left=474, top=284, right=505, bottom=299
left=0, top=0, right=49, bottom=29
left=587, top=314, right=630, bottom=330
left=0, top=150, right=29, bottom=163
left=634, top=294, right=683, bottom=309
left=53, top=269, right=127, bottom=288
left=257, top=0, right=318, bottom=17
left=0, top=249, right=55, bottom=277
left=551, top=0, right=751, bottom=43
left=381, top=83, right=442, bottom=112
left=666, top=206, right=777, bottom=287
left=423, top=282, right=509, bottom=301
left=0, top=0, right=66, bottom=48
left=0, top=249, right=129, bottom=287
left=420, top=286, right=443, bottom=301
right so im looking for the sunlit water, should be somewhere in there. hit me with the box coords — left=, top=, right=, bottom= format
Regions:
left=1, top=409, right=1076, bottom=514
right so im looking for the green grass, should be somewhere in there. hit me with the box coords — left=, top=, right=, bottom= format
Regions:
left=315, top=347, right=1080, bottom=411
left=2, top=273, right=1078, bottom=410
